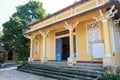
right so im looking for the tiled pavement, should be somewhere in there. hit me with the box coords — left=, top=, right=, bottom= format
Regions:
left=0, top=69, right=56, bottom=80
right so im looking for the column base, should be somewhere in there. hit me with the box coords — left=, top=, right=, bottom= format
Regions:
left=103, top=54, right=113, bottom=67
left=67, top=55, right=76, bottom=66
left=28, top=57, right=34, bottom=62
left=41, top=57, right=47, bottom=64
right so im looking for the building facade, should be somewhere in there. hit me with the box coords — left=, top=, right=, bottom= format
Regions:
left=24, top=0, right=120, bottom=66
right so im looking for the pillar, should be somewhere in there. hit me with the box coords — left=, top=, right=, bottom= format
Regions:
left=39, top=31, right=49, bottom=64
left=102, top=19, right=113, bottom=67
left=28, top=38, right=34, bottom=62
left=41, top=35, right=47, bottom=64
left=67, top=29, right=76, bottom=66
left=69, top=29, right=74, bottom=57
left=64, top=21, right=78, bottom=66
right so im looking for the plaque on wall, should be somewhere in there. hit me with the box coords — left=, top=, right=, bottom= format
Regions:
left=92, top=42, right=105, bottom=59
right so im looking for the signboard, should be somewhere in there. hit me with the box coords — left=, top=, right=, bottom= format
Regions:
left=92, top=42, right=105, bottom=59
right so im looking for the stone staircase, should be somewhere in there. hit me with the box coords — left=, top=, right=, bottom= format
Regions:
left=17, top=61, right=104, bottom=80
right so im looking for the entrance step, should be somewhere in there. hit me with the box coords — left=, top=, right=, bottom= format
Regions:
left=18, top=62, right=104, bottom=80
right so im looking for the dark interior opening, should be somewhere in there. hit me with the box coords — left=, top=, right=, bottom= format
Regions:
left=8, top=52, right=13, bottom=60
left=62, top=37, right=70, bottom=60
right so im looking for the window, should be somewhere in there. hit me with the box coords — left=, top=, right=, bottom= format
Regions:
left=86, top=21, right=101, bottom=53
left=116, top=24, right=120, bottom=52
left=35, top=36, right=39, bottom=55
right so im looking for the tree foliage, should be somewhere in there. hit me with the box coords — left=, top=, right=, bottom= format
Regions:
left=0, top=32, right=3, bottom=39
left=1, top=0, right=47, bottom=60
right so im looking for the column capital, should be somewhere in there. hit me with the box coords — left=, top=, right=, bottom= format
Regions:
left=39, top=31, right=50, bottom=38
left=102, top=19, right=109, bottom=22
left=64, top=21, right=79, bottom=31
left=24, top=34, right=35, bottom=40
left=93, top=16, right=101, bottom=22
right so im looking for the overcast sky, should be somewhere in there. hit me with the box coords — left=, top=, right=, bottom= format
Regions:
left=0, top=0, right=79, bottom=32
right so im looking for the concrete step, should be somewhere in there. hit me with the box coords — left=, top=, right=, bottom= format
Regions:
left=20, top=67, right=96, bottom=80
left=18, top=68, right=79, bottom=80
left=29, top=63, right=104, bottom=73
left=26, top=63, right=103, bottom=77
left=18, top=62, right=104, bottom=80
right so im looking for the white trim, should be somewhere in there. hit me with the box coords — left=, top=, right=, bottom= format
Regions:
left=56, top=34, right=69, bottom=39
left=102, top=19, right=108, bottom=22
left=54, top=32, right=77, bottom=60
left=99, top=9, right=104, bottom=17
left=55, top=33, right=76, bottom=39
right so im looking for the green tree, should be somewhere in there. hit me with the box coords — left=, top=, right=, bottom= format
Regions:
left=1, top=0, right=47, bottom=61
left=0, top=32, right=3, bottom=39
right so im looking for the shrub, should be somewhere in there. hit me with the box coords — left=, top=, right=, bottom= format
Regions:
left=0, top=53, right=7, bottom=63
left=102, top=74, right=120, bottom=80
left=16, top=57, right=28, bottom=64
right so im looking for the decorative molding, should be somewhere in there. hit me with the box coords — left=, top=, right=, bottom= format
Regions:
left=93, top=16, right=101, bottom=22
left=106, top=5, right=118, bottom=18
left=102, top=19, right=108, bottom=22
left=71, top=8, right=73, bottom=15
left=114, top=18, right=120, bottom=24
left=39, top=31, right=50, bottom=38
left=25, top=1, right=104, bottom=34
left=64, top=21, right=79, bottom=31
left=86, top=21, right=101, bottom=54
left=99, top=9, right=104, bottom=18
left=24, top=34, right=35, bottom=40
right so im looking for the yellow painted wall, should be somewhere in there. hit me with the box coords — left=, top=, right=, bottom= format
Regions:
left=76, top=0, right=96, bottom=13
left=28, top=0, right=109, bottom=31
left=27, top=0, right=120, bottom=65
left=30, top=10, right=105, bottom=62
left=32, top=34, right=43, bottom=60
left=46, top=31, right=55, bottom=60
left=56, top=10, right=71, bottom=21
left=76, top=19, right=103, bottom=62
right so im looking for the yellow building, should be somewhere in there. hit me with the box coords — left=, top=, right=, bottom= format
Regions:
left=24, top=0, right=120, bottom=67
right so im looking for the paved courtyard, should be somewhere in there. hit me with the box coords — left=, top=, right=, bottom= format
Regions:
left=0, top=69, right=56, bottom=80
